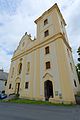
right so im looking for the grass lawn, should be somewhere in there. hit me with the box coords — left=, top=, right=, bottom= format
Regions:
left=0, top=100, right=2, bottom=102
left=1, top=98, right=74, bottom=106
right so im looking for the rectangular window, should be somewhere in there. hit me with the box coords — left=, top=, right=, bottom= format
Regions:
left=46, top=61, right=51, bottom=69
left=45, top=46, right=50, bottom=54
left=25, top=82, right=29, bottom=89
left=44, top=30, right=49, bottom=37
left=9, top=84, right=11, bottom=89
left=44, top=19, right=48, bottom=26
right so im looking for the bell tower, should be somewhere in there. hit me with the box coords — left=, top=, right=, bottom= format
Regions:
left=35, top=3, right=68, bottom=43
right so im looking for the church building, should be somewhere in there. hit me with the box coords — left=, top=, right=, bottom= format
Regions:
left=5, top=3, right=80, bottom=104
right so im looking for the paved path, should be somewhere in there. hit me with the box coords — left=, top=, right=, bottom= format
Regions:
left=0, top=103, right=80, bottom=120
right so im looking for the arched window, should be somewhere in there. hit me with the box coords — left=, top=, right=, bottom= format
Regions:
left=26, top=62, right=30, bottom=74
left=9, top=84, right=11, bottom=89
left=18, top=63, right=22, bottom=74
left=5, top=81, right=7, bottom=86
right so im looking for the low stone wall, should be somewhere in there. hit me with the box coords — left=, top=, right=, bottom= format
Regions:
left=49, top=98, right=76, bottom=104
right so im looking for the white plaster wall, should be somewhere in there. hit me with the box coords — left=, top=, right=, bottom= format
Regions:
left=24, top=52, right=33, bottom=96
left=64, top=43, right=80, bottom=94
left=40, top=25, right=54, bottom=41
left=38, top=11, right=58, bottom=41
left=33, top=50, right=37, bottom=97
left=50, top=41, right=62, bottom=95
left=40, top=40, right=62, bottom=97
left=70, top=51, right=80, bottom=93
left=40, top=14, right=52, bottom=32
left=40, top=47, right=44, bottom=96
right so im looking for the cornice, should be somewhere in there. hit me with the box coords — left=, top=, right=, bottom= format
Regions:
left=61, top=34, right=72, bottom=52
left=11, top=32, right=71, bottom=61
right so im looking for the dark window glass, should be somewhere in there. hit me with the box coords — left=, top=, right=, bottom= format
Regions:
left=5, top=81, right=7, bottom=86
left=74, top=80, right=77, bottom=87
left=46, top=61, right=51, bottom=69
left=18, top=63, right=22, bottom=74
left=44, top=30, right=49, bottom=37
left=9, top=84, right=11, bottom=89
left=45, top=46, right=49, bottom=54
left=25, top=82, right=29, bottom=89
left=44, top=19, right=48, bottom=25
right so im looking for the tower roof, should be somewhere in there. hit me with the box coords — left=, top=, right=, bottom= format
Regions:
left=35, top=3, right=66, bottom=26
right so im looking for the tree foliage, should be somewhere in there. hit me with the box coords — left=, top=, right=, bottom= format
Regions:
left=77, top=47, right=80, bottom=62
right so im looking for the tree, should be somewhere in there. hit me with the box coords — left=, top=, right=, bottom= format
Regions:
left=77, top=47, right=80, bottom=62
left=77, top=46, right=80, bottom=83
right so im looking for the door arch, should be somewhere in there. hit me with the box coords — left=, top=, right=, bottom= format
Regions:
left=44, top=80, right=53, bottom=101
left=15, top=77, right=20, bottom=95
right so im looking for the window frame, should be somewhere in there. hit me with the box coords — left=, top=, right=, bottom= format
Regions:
left=74, top=80, right=77, bottom=87
left=27, top=62, right=30, bottom=74
left=44, top=30, right=49, bottom=37
left=45, top=46, right=50, bottom=54
left=18, top=63, right=22, bottom=75
left=25, top=82, right=29, bottom=89
left=5, top=81, right=7, bottom=86
left=9, top=84, right=11, bottom=89
left=44, top=19, right=48, bottom=26
left=46, top=61, right=51, bottom=69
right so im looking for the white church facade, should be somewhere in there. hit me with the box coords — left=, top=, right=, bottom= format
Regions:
left=5, top=3, right=80, bottom=104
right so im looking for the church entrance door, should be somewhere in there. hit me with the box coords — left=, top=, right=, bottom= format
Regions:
left=44, top=80, right=53, bottom=101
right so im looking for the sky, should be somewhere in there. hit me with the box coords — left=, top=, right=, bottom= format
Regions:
left=0, top=0, right=80, bottom=72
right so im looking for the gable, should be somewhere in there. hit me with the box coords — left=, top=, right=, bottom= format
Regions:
left=14, top=33, right=33, bottom=56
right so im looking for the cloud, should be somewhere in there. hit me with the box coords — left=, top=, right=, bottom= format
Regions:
left=0, top=47, right=12, bottom=72
left=0, top=0, right=21, bottom=15
left=0, top=0, right=80, bottom=72
left=62, top=0, right=80, bottom=63
left=0, top=22, right=4, bottom=26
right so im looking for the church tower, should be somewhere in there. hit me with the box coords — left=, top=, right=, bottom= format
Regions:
left=34, top=3, right=80, bottom=103
left=5, top=3, right=80, bottom=104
